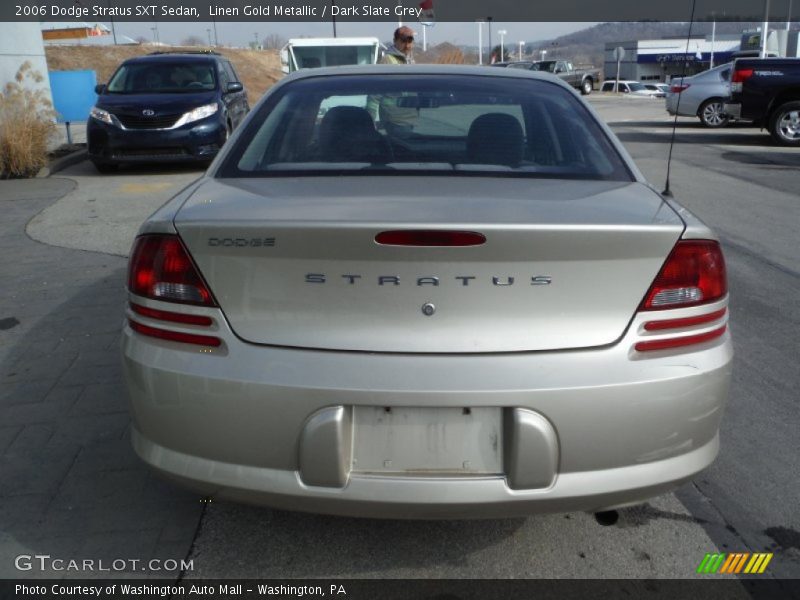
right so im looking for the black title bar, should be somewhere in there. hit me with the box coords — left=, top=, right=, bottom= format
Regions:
left=4, top=0, right=800, bottom=22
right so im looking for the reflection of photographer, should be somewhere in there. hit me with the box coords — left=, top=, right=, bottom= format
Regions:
left=381, top=26, right=416, bottom=65
left=370, top=26, right=417, bottom=136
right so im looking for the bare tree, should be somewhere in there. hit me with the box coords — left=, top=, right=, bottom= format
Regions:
left=181, top=35, right=205, bottom=47
left=261, top=33, right=287, bottom=50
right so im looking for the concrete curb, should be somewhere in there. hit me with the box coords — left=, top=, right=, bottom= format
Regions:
left=37, top=147, right=88, bottom=178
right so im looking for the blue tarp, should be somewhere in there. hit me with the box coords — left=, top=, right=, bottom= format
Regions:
left=48, top=70, right=96, bottom=123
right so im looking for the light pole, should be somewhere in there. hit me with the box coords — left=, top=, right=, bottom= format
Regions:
left=254, top=32, right=259, bottom=50
left=207, top=28, right=212, bottom=46
left=487, top=17, right=493, bottom=62
left=476, top=20, right=484, bottom=65
left=211, top=15, right=219, bottom=46
left=518, top=41, right=524, bottom=60
left=498, top=29, right=507, bottom=62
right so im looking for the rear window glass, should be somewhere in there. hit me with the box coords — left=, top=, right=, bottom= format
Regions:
left=219, top=74, right=632, bottom=181
left=107, top=62, right=216, bottom=94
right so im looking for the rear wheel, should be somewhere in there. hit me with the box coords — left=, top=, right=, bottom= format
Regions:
left=769, top=101, right=800, bottom=146
left=581, top=78, right=593, bottom=95
left=698, top=98, right=729, bottom=128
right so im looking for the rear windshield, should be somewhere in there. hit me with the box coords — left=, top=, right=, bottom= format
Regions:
left=107, top=62, right=217, bottom=94
left=219, top=73, right=633, bottom=181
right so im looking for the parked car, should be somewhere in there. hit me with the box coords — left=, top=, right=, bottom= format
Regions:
left=122, top=65, right=731, bottom=519
left=724, top=57, right=800, bottom=146
left=87, top=51, right=249, bottom=172
left=600, top=80, right=661, bottom=97
left=499, top=60, right=599, bottom=95
left=665, top=63, right=733, bottom=128
left=643, top=83, right=669, bottom=97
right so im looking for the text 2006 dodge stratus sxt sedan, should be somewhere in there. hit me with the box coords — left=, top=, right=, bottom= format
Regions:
left=122, top=66, right=731, bottom=518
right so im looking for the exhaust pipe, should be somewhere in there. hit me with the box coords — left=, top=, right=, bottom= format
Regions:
left=594, top=510, right=619, bottom=526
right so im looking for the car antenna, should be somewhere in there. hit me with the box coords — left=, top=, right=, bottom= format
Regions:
left=663, top=0, right=698, bottom=197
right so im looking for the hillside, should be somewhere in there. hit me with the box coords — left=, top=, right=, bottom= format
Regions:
left=526, top=21, right=765, bottom=75
left=44, top=45, right=283, bottom=102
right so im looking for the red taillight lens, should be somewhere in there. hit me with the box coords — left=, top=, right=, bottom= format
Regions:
left=635, top=325, right=727, bottom=352
left=128, top=235, right=216, bottom=306
left=129, top=320, right=221, bottom=347
left=640, top=240, right=727, bottom=311
left=732, top=68, right=754, bottom=83
left=375, top=230, right=486, bottom=246
left=130, top=302, right=213, bottom=326
left=670, top=84, right=690, bottom=93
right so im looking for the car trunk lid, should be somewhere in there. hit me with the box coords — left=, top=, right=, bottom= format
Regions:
left=174, top=177, right=684, bottom=353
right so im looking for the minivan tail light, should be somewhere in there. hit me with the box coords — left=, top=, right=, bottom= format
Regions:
left=639, top=240, right=727, bottom=311
left=128, top=235, right=217, bottom=306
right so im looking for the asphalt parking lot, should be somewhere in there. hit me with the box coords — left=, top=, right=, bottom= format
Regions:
left=1, top=96, right=798, bottom=589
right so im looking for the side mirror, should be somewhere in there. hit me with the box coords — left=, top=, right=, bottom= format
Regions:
left=226, top=82, right=244, bottom=94
left=94, top=84, right=106, bottom=95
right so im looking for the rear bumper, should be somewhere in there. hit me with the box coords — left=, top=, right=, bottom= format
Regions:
left=133, top=427, right=719, bottom=519
left=87, top=115, right=225, bottom=164
left=122, top=297, right=733, bottom=518
left=723, top=103, right=742, bottom=120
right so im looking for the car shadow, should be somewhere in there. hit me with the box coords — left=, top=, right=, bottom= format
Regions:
left=613, top=129, right=774, bottom=148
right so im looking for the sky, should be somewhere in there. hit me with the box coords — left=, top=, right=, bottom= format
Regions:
left=104, top=21, right=598, bottom=48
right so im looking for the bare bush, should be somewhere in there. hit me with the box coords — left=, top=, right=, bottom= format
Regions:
left=261, top=33, right=287, bottom=50
left=434, top=48, right=466, bottom=64
left=0, top=62, right=57, bottom=178
left=181, top=35, right=206, bottom=47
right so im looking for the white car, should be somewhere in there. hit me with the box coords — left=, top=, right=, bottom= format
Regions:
left=601, top=80, right=662, bottom=97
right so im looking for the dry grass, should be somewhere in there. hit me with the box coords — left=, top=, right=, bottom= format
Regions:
left=0, top=62, right=57, bottom=178
left=45, top=45, right=284, bottom=103
left=432, top=48, right=467, bottom=64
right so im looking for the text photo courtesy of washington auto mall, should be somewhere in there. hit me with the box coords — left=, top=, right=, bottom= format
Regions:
left=1, top=0, right=799, bottom=598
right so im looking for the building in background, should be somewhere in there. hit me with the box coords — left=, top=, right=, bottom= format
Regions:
left=41, top=22, right=138, bottom=46
left=605, top=28, right=799, bottom=83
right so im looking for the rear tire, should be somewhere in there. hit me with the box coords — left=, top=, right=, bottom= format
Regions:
left=581, top=78, right=593, bottom=95
left=698, top=98, right=729, bottom=128
left=768, top=101, right=800, bottom=146
left=91, top=160, right=118, bottom=174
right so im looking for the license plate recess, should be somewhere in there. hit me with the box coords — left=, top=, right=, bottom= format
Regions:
left=351, top=406, right=503, bottom=475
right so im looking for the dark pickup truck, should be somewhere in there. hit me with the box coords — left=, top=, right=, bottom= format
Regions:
left=502, top=60, right=601, bottom=95
left=724, top=57, right=800, bottom=146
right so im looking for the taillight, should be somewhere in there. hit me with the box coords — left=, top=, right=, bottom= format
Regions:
left=128, top=235, right=216, bottom=306
left=375, top=230, right=486, bottom=246
left=127, top=235, right=221, bottom=347
left=670, top=83, right=690, bottom=93
left=639, top=240, right=727, bottom=311
left=731, top=68, right=754, bottom=83
left=731, top=67, right=754, bottom=93
left=128, top=320, right=221, bottom=348
left=130, top=302, right=213, bottom=326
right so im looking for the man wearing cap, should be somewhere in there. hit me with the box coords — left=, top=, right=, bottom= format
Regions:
left=382, top=26, right=416, bottom=64
left=370, top=26, right=417, bottom=137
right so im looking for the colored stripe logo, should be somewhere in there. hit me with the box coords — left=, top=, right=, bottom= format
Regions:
left=697, top=553, right=773, bottom=574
